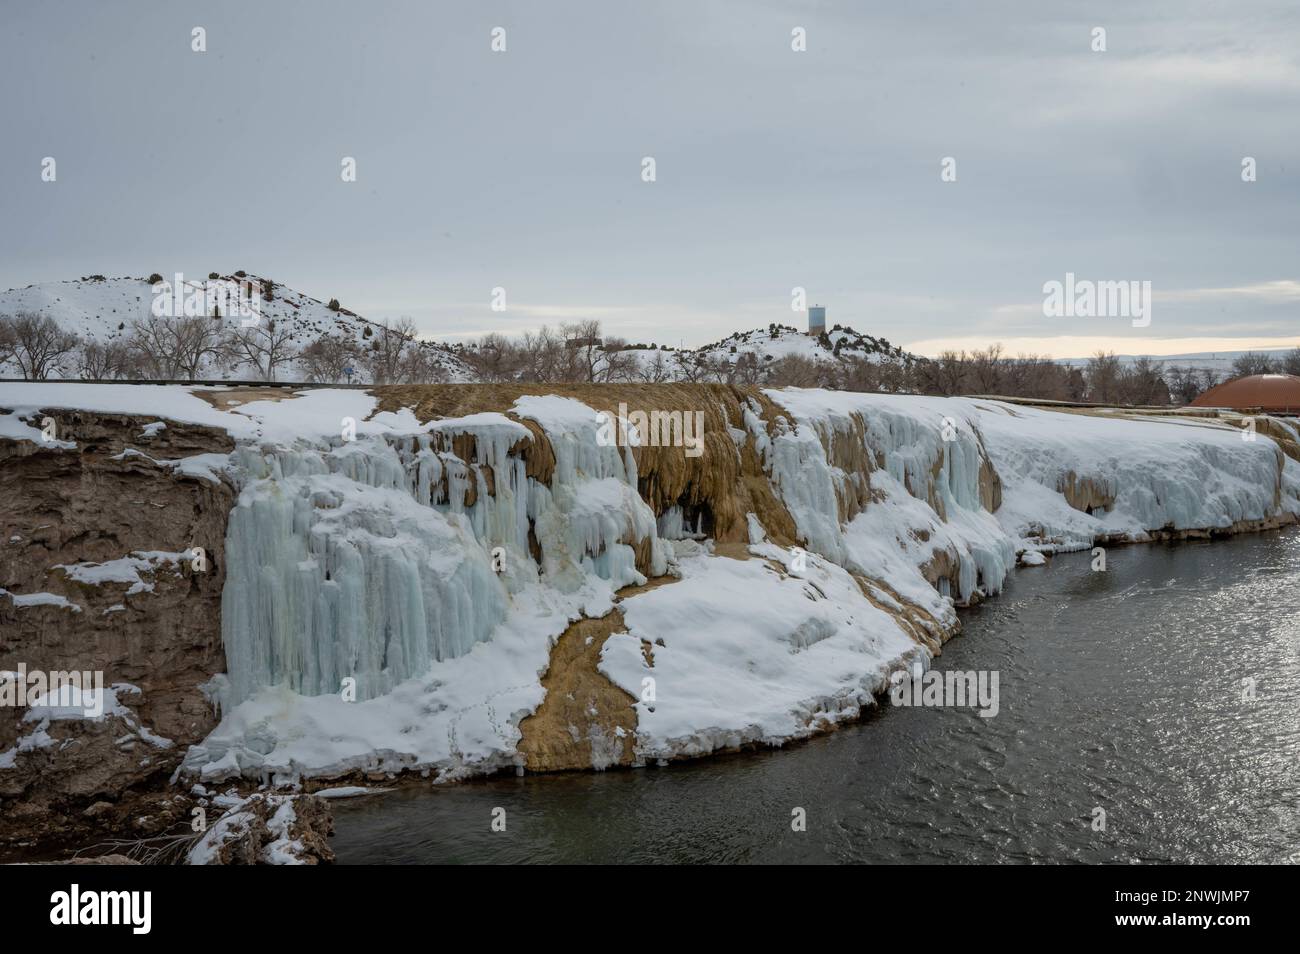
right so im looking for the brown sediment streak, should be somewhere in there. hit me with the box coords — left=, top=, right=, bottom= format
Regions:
left=1057, top=470, right=1116, bottom=515
left=515, top=610, right=638, bottom=773
left=852, top=573, right=955, bottom=656
left=373, top=383, right=801, bottom=551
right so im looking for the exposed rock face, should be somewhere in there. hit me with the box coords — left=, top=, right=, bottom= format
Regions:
left=978, top=450, right=1002, bottom=513
left=0, top=410, right=234, bottom=853
left=0, top=711, right=200, bottom=856
left=1057, top=470, right=1116, bottom=515
left=187, top=793, right=335, bottom=865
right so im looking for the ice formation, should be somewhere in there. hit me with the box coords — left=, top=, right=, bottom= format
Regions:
left=220, top=399, right=666, bottom=708
left=4, top=382, right=1296, bottom=782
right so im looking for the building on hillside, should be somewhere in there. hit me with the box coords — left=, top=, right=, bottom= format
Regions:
left=808, top=305, right=826, bottom=336
left=1189, top=373, right=1300, bottom=413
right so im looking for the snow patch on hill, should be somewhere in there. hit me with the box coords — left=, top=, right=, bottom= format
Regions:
left=0, top=274, right=473, bottom=383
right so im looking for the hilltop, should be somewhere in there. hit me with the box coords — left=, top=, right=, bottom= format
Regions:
left=0, top=274, right=473, bottom=383
left=0, top=275, right=916, bottom=384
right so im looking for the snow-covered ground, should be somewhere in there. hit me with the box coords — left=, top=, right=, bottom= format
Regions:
left=0, top=275, right=474, bottom=383
left=2, top=381, right=1296, bottom=786
left=1, top=277, right=915, bottom=384
left=694, top=323, right=909, bottom=367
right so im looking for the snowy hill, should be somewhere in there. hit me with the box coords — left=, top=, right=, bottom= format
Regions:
left=0, top=274, right=473, bottom=383
left=696, top=323, right=912, bottom=366
left=606, top=322, right=916, bottom=382
left=1, top=276, right=913, bottom=384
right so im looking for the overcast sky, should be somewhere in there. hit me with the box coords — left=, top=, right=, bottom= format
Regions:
left=2, top=0, right=1298, bottom=356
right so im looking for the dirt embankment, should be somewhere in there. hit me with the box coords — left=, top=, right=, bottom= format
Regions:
left=0, top=411, right=234, bottom=855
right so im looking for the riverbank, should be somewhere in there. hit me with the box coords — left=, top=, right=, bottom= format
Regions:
left=328, top=527, right=1300, bottom=864
left=3, top=383, right=1299, bottom=860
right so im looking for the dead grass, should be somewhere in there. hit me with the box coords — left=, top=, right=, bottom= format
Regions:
left=191, top=386, right=294, bottom=409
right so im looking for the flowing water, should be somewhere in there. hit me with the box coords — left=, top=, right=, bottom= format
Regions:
left=331, top=530, right=1300, bottom=864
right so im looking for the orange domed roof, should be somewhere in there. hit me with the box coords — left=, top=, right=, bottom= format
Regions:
left=1189, top=373, right=1300, bottom=412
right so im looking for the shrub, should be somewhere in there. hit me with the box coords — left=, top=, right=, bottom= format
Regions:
left=148, top=273, right=164, bottom=285
left=327, top=298, right=340, bottom=311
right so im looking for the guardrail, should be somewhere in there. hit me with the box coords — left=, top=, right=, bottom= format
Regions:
left=0, top=378, right=370, bottom=389
left=965, top=393, right=1179, bottom=411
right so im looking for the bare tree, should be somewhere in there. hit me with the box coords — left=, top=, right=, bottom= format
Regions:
left=1120, top=356, right=1169, bottom=405
left=516, top=326, right=558, bottom=382
left=833, top=355, right=876, bottom=392
left=768, top=355, right=828, bottom=388
left=921, top=351, right=968, bottom=396
left=0, top=312, right=80, bottom=380
left=637, top=347, right=673, bottom=383
left=561, top=320, right=606, bottom=382
left=400, top=345, right=451, bottom=383
left=227, top=320, right=296, bottom=381
left=128, top=316, right=226, bottom=381
left=464, top=332, right=520, bottom=382
left=670, top=350, right=712, bottom=383
left=1084, top=351, right=1123, bottom=403
left=1232, top=351, right=1278, bottom=377
left=76, top=340, right=132, bottom=381
left=876, top=357, right=913, bottom=393
left=517, top=325, right=583, bottom=382
left=171, top=318, right=227, bottom=380
left=729, top=351, right=762, bottom=385
left=128, top=317, right=185, bottom=379
left=1000, top=353, right=1065, bottom=400
left=967, top=344, right=1006, bottom=394
left=698, top=353, right=733, bottom=383
left=0, top=317, right=15, bottom=369
left=1279, top=348, right=1300, bottom=376
left=300, top=334, right=358, bottom=383
left=594, top=337, right=639, bottom=382
left=362, top=317, right=417, bottom=384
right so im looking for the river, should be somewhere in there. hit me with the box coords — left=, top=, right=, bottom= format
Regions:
left=331, top=530, right=1300, bottom=864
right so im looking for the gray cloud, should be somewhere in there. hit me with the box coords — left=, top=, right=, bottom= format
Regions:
left=2, top=0, right=1297, bottom=355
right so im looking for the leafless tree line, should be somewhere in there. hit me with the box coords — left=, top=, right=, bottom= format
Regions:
left=460, top=320, right=815, bottom=385
left=0, top=311, right=451, bottom=384
left=385, top=323, right=1300, bottom=404
left=462, top=320, right=651, bottom=383
left=1227, top=350, right=1300, bottom=377
left=6, top=307, right=1298, bottom=405
left=300, top=317, right=451, bottom=384
left=762, top=345, right=1284, bottom=407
